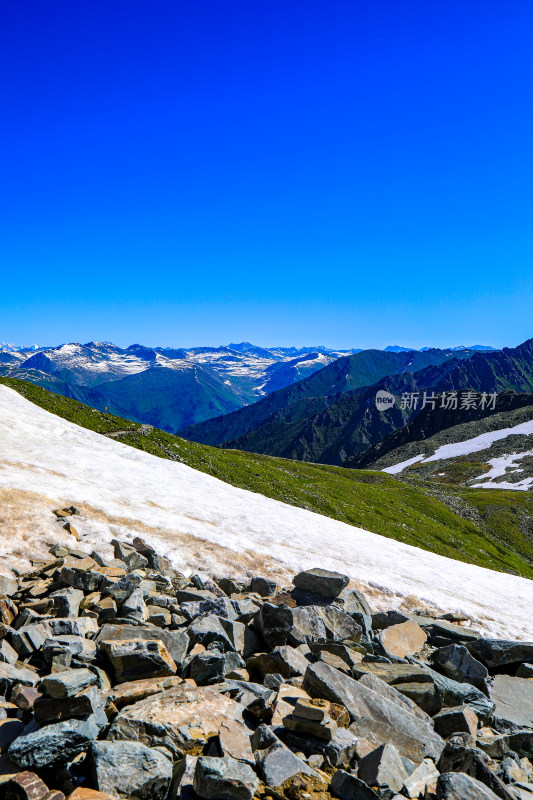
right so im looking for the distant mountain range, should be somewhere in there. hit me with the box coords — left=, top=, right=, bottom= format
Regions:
left=0, top=340, right=353, bottom=431
left=183, top=338, right=533, bottom=468
left=2, top=338, right=527, bottom=463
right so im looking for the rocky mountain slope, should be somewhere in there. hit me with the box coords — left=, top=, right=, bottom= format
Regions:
left=1, top=541, right=532, bottom=800
left=367, top=405, right=533, bottom=490
left=181, top=348, right=482, bottom=447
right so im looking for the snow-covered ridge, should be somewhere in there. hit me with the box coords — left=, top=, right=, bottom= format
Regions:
left=383, top=420, right=533, bottom=490
left=0, top=385, right=531, bottom=639
left=0, top=340, right=345, bottom=394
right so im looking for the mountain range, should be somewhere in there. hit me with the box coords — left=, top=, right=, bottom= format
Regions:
left=2, top=338, right=530, bottom=474
left=183, top=338, right=533, bottom=468
left=0, top=340, right=352, bottom=431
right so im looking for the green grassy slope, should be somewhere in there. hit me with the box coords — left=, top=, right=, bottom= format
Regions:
left=2, top=377, right=533, bottom=579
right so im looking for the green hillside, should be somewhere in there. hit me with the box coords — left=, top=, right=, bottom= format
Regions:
left=2, top=376, right=533, bottom=579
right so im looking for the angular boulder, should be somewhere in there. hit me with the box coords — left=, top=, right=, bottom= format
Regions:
left=194, top=756, right=259, bottom=800
left=90, top=740, right=172, bottom=800
left=292, top=568, right=349, bottom=600
left=99, top=639, right=177, bottom=683
left=8, top=715, right=102, bottom=768
left=303, top=662, right=445, bottom=762
left=107, top=684, right=252, bottom=761
left=436, top=772, right=501, bottom=799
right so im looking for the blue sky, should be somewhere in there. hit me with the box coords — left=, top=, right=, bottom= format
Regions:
left=1, top=1, right=532, bottom=350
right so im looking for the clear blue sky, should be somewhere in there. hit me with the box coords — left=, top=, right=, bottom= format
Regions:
left=1, top=1, right=532, bottom=350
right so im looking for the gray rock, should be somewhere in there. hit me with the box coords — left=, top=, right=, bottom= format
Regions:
left=436, top=772, right=501, bottom=799
left=97, top=624, right=189, bottom=665
left=247, top=645, right=309, bottom=679
left=433, top=644, right=489, bottom=690
left=0, top=639, right=18, bottom=665
left=8, top=714, right=102, bottom=768
left=414, top=662, right=495, bottom=721
left=40, top=668, right=98, bottom=698
left=490, top=676, right=533, bottom=732
left=11, top=623, right=50, bottom=657
left=90, top=740, right=172, bottom=800
left=34, top=685, right=105, bottom=724
left=180, top=597, right=235, bottom=622
left=477, top=731, right=533, bottom=759
left=330, top=769, right=379, bottom=799
left=251, top=723, right=317, bottom=788
left=293, top=568, right=349, bottom=599
left=0, top=662, right=39, bottom=694
left=325, top=727, right=358, bottom=767
left=176, top=587, right=218, bottom=603
left=336, top=588, right=372, bottom=617
left=194, top=755, right=259, bottom=800
left=60, top=565, right=104, bottom=592
left=419, top=619, right=481, bottom=645
left=358, top=743, right=408, bottom=793
left=250, top=577, right=278, bottom=597
left=314, top=606, right=361, bottom=643
left=100, top=638, right=177, bottom=683
left=104, top=574, right=142, bottom=603
left=358, top=671, right=431, bottom=721
left=184, top=651, right=226, bottom=685
left=42, top=634, right=97, bottom=663
left=0, top=576, right=18, bottom=596
left=112, top=539, right=150, bottom=571
left=468, top=640, right=533, bottom=670
left=256, top=603, right=293, bottom=649
left=303, top=662, right=445, bottom=762
left=231, top=596, right=261, bottom=624
left=403, top=758, right=440, bottom=798
left=50, top=587, right=84, bottom=617
left=438, top=742, right=515, bottom=800
left=173, top=754, right=198, bottom=800
left=47, top=617, right=99, bottom=637
left=433, top=705, right=479, bottom=739
left=120, top=588, right=148, bottom=623
left=372, top=610, right=410, bottom=630
left=0, top=718, right=25, bottom=753
left=187, top=615, right=242, bottom=652
left=393, top=679, right=444, bottom=715
left=217, top=577, right=246, bottom=595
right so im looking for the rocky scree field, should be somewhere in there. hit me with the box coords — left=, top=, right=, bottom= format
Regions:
left=0, top=536, right=532, bottom=800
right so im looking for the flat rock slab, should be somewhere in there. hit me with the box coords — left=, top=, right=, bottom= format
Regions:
left=303, top=661, right=444, bottom=763
left=468, top=639, right=533, bottom=669
left=490, top=675, right=533, bottom=732
left=107, top=684, right=253, bottom=763
left=436, top=772, right=501, bottom=799
left=379, top=620, right=427, bottom=659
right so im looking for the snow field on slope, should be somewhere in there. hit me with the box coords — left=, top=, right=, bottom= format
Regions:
left=0, top=386, right=532, bottom=639
left=383, top=420, right=533, bottom=489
